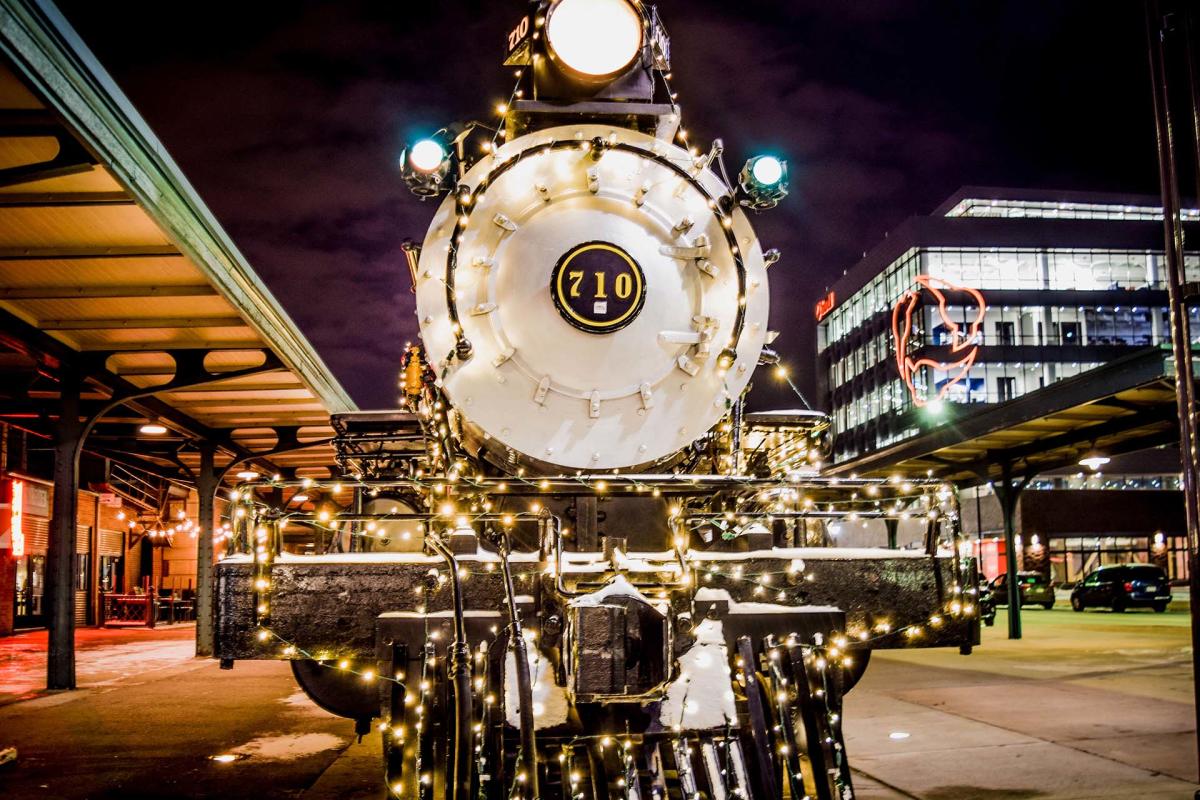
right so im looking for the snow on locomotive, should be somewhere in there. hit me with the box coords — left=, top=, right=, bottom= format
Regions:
left=215, top=2, right=979, bottom=798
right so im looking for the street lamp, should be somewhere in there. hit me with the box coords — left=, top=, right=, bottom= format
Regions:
left=1078, top=449, right=1110, bottom=471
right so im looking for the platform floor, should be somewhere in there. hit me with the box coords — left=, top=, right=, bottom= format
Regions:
left=846, top=605, right=1197, bottom=799
left=0, top=606, right=1194, bottom=799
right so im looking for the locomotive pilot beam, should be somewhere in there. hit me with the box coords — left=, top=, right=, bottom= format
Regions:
left=215, top=3, right=980, bottom=799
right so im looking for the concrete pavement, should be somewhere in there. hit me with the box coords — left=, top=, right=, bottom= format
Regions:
left=0, top=625, right=359, bottom=799
left=0, top=625, right=197, bottom=706
left=0, top=605, right=1196, bottom=798
left=845, top=604, right=1197, bottom=799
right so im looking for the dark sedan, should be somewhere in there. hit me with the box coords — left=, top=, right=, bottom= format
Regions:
left=991, top=571, right=1055, bottom=609
left=1070, top=564, right=1171, bottom=613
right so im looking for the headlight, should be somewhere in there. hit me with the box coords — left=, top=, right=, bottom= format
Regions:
left=400, top=137, right=452, bottom=197
left=546, top=0, right=643, bottom=80
left=737, top=155, right=789, bottom=210
left=407, top=139, right=448, bottom=173
left=749, top=156, right=785, bottom=187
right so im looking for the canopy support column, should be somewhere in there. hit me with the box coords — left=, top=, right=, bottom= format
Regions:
left=47, top=368, right=81, bottom=690
left=993, top=461, right=1031, bottom=641
left=195, top=442, right=218, bottom=657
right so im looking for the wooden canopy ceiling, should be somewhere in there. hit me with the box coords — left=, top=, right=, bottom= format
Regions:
left=0, top=2, right=356, bottom=486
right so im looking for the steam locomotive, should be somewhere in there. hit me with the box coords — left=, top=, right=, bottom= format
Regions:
left=215, top=2, right=979, bottom=798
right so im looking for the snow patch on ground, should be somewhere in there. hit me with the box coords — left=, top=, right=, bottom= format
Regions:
left=281, top=690, right=319, bottom=709
left=229, top=733, right=347, bottom=761
left=658, top=619, right=737, bottom=730
left=81, top=641, right=195, bottom=673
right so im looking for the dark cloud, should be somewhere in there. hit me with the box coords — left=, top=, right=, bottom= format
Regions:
left=56, top=1, right=1157, bottom=410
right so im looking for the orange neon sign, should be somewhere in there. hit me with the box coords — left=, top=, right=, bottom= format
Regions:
left=11, top=479, right=24, bottom=558
left=815, top=291, right=836, bottom=321
left=892, top=275, right=986, bottom=407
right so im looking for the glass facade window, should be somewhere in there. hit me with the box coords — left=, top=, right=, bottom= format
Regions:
left=1028, top=473, right=1182, bottom=491
left=944, top=197, right=1200, bottom=223
left=822, top=249, right=920, bottom=347
left=820, top=242, right=1197, bottom=462
left=1047, top=536, right=1187, bottom=584
left=924, top=248, right=1159, bottom=291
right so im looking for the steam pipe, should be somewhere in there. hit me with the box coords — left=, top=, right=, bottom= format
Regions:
left=426, top=534, right=473, bottom=800
left=496, top=531, right=539, bottom=797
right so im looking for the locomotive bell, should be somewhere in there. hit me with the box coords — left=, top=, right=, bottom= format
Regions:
left=414, top=123, right=770, bottom=473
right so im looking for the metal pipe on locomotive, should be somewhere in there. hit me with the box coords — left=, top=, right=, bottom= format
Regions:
left=215, top=2, right=980, bottom=798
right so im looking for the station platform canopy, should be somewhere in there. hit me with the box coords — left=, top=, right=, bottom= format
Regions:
left=0, top=0, right=356, bottom=485
left=827, top=346, right=1182, bottom=484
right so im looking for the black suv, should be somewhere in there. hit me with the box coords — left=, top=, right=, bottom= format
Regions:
left=1070, top=564, right=1171, bottom=613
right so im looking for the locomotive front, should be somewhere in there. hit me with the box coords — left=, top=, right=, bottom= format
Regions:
left=214, top=3, right=979, bottom=799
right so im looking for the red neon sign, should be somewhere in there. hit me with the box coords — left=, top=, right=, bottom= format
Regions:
left=892, top=275, right=986, bottom=407
left=815, top=291, right=836, bottom=321
left=11, top=479, right=24, bottom=558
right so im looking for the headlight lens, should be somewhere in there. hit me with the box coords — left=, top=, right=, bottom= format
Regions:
left=546, top=0, right=643, bottom=79
left=750, top=156, right=785, bottom=187
left=408, top=139, right=448, bottom=173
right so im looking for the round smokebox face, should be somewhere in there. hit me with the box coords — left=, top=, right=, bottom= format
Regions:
left=550, top=241, right=646, bottom=334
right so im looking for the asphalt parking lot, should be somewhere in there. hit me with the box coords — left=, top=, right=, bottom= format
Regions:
left=0, top=605, right=1195, bottom=799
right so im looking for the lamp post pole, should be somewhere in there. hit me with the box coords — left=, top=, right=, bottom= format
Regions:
left=1144, top=1, right=1200, bottom=790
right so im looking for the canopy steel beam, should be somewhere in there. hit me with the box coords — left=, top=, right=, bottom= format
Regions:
left=169, top=398, right=324, bottom=409
left=985, top=405, right=1175, bottom=464
left=0, top=191, right=132, bottom=206
left=75, top=340, right=264, bottom=352
left=40, top=316, right=247, bottom=330
left=0, top=130, right=94, bottom=188
left=86, top=445, right=194, bottom=486
left=0, top=284, right=216, bottom=300
left=0, top=307, right=283, bottom=472
left=0, top=245, right=179, bottom=260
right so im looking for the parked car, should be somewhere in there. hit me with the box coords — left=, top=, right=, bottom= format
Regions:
left=976, top=579, right=997, bottom=626
left=990, top=571, right=1055, bottom=609
left=1070, top=564, right=1171, bottom=613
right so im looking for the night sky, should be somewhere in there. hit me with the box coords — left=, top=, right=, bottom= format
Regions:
left=56, top=1, right=1159, bottom=411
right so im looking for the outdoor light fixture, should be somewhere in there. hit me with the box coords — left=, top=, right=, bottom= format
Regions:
left=400, top=137, right=452, bottom=197
left=1079, top=449, right=1110, bottom=471
left=235, top=470, right=260, bottom=481
left=139, top=420, right=168, bottom=435
left=924, top=397, right=946, bottom=416
left=545, top=0, right=643, bottom=80
left=737, top=155, right=789, bottom=209
left=408, top=139, right=446, bottom=172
